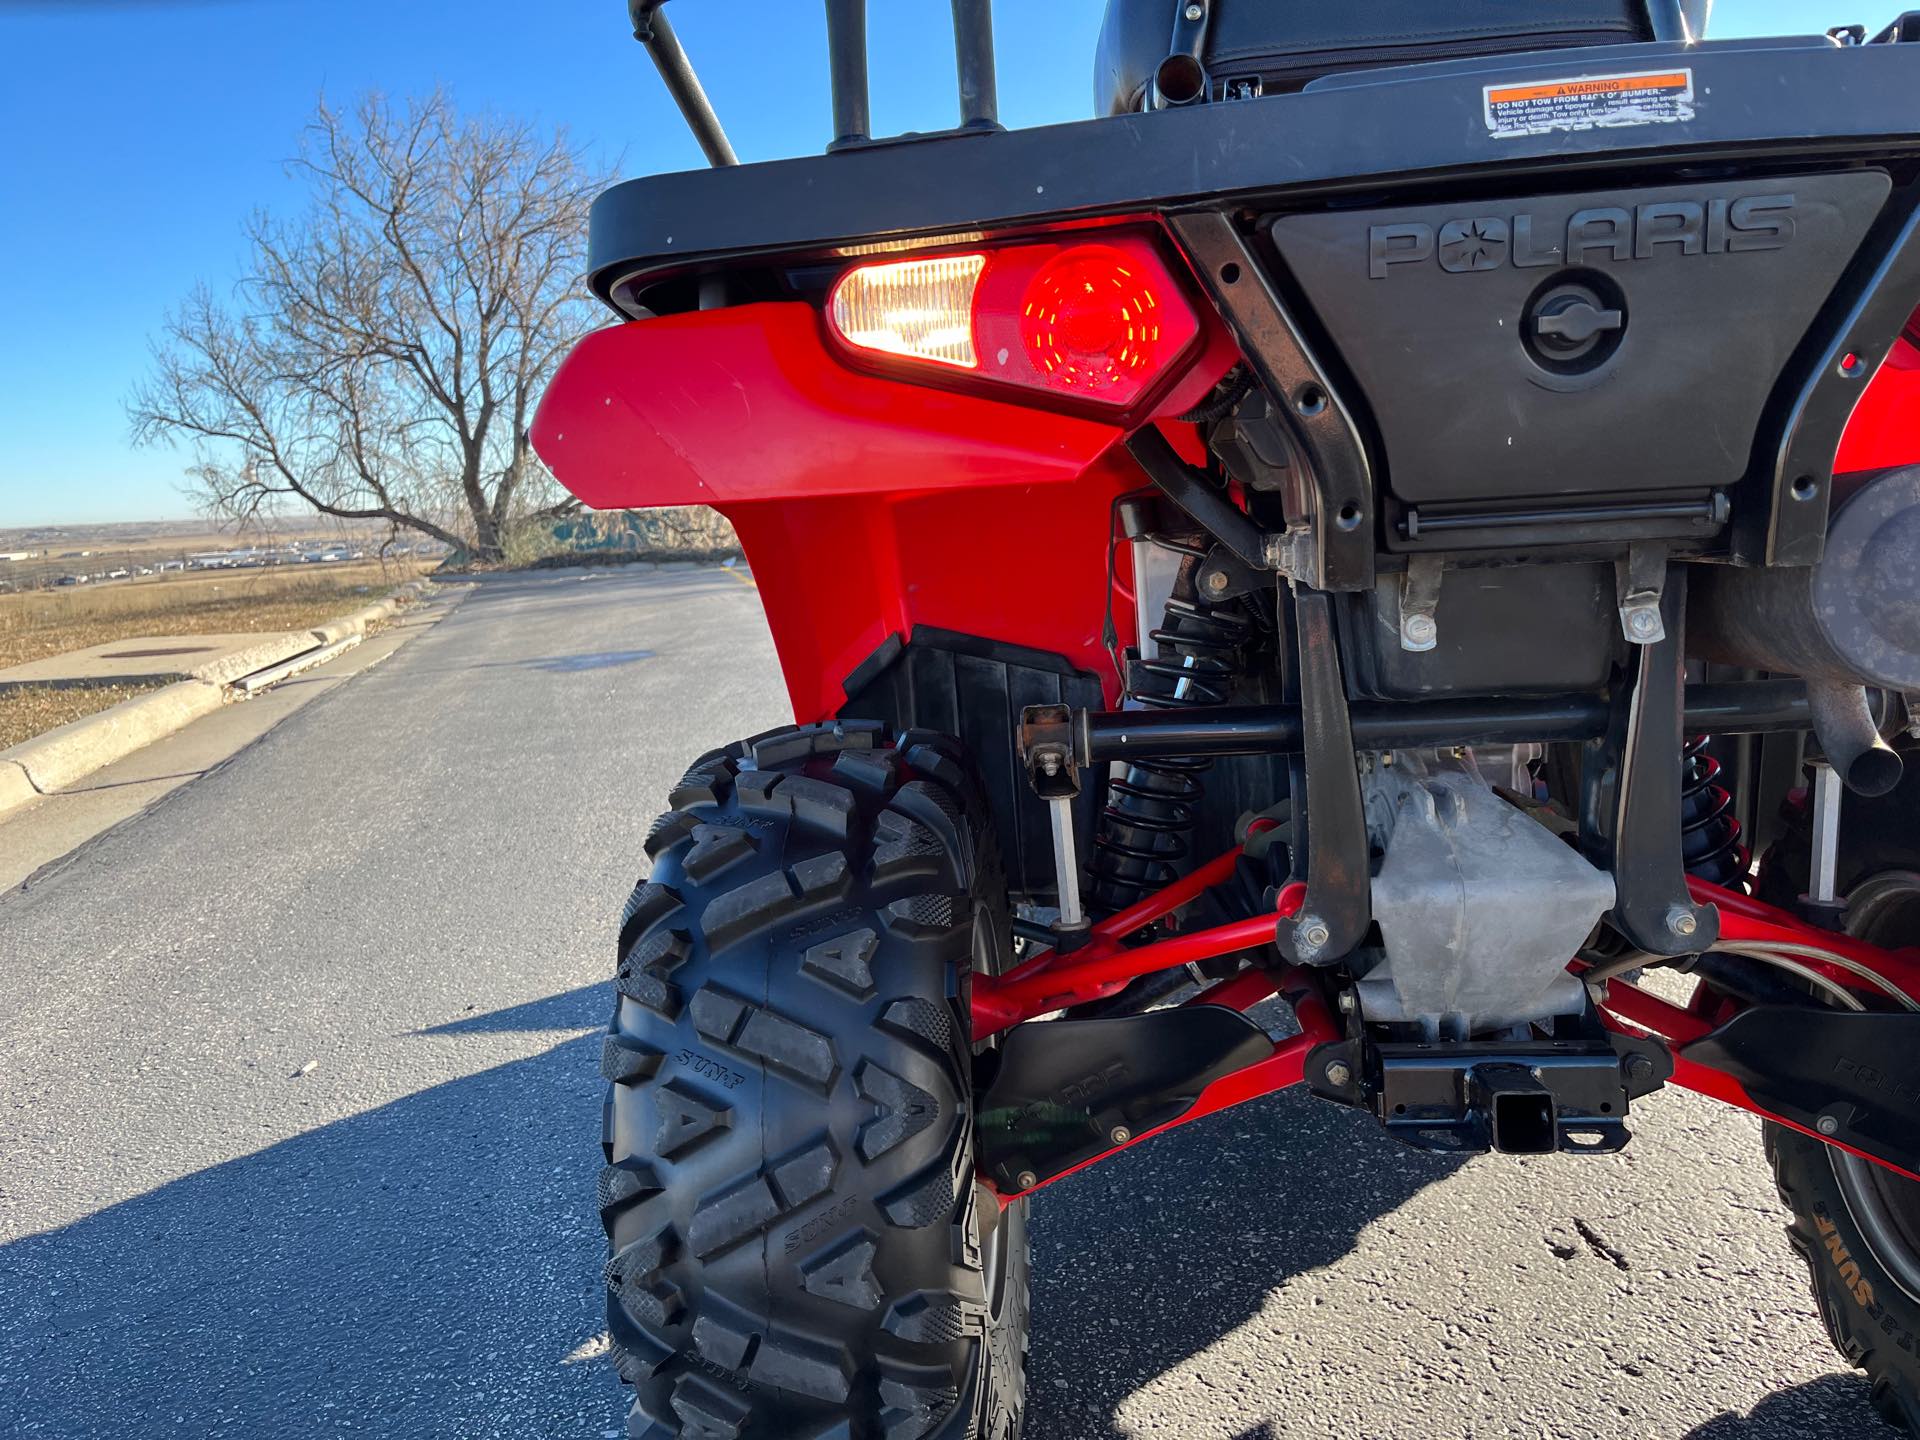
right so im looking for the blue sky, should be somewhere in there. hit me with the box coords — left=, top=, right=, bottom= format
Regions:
left=0, top=0, right=1875, bottom=526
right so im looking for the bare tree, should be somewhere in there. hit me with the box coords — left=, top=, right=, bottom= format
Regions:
left=131, top=92, right=610, bottom=562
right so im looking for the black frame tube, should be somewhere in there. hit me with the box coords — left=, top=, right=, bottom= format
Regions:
left=1643, top=0, right=1692, bottom=42
left=950, top=0, right=999, bottom=130
left=629, top=2, right=738, bottom=167
left=825, top=0, right=872, bottom=149
left=1152, top=0, right=1213, bottom=108
left=1077, top=682, right=1814, bottom=764
left=1127, top=428, right=1268, bottom=569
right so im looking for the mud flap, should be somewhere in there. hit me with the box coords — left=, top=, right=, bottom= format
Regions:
left=974, top=1004, right=1273, bottom=1191
left=1683, top=1006, right=1920, bottom=1175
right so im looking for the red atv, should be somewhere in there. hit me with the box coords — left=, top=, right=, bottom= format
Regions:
left=533, top=3, right=1920, bottom=1435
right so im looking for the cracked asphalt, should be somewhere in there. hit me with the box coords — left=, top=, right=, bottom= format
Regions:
left=0, top=567, right=1898, bottom=1439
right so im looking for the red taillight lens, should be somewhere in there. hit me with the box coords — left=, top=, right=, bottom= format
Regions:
left=1014, top=246, right=1174, bottom=398
left=825, top=235, right=1201, bottom=411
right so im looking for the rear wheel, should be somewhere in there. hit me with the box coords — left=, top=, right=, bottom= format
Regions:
left=1761, top=813, right=1920, bottom=1434
left=600, top=720, right=1030, bottom=1440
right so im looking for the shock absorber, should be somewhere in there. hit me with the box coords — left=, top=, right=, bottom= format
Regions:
left=1088, top=586, right=1254, bottom=913
left=1681, top=734, right=1751, bottom=892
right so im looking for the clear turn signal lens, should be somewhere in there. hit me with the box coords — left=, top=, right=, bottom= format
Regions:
left=827, top=253, right=986, bottom=370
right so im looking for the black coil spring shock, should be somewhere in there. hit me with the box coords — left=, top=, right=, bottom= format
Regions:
left=1088, top=591, right=1255, bottom=913
left=1681, top=734, right=1751, bottom=892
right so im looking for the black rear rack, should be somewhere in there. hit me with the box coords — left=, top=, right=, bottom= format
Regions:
left=590, top=34, right=1920, bottom=308
left=629, top=0, right=1001, bottom=163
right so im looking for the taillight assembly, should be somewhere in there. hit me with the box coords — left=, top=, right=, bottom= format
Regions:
left=825, top=236, right=1202, bottom=412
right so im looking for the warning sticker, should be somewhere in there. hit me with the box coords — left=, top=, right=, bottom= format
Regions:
left=1483, top=69, right=1694, bottom=140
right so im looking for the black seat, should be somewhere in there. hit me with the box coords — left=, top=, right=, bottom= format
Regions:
left=1095, top=0, right=1701, bottom=116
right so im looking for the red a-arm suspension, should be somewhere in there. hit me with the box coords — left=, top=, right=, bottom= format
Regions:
left=975, top=845, right=1920, bottom=1197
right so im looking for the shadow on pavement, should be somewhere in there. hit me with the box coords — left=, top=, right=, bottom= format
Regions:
left=1680, top=1374, right=1906, bottom=1438
left=1022, top=1088, right=1467, bottom=1439
left=7, top=974, right=1890, bottom=1440
left=0, top=971, right=1456, bottom=1440
left=0, top=986, right=617, bottom=1440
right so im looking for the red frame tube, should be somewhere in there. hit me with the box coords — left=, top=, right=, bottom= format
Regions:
left=1688, top=876, right=1920, bottom=1001
left=1599, top=970, right=1920, bottom=1184
left=974, top=847, right=1920, bottom=1200
left=974, top=831, right=1323, bottom=1201
left=971, top=821, right=1298, bottom=1039
left=1598, top=879, right=1920, bottom=1182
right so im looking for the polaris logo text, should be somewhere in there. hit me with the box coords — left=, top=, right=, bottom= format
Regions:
left=1367, top=194, right=1795, bottom=278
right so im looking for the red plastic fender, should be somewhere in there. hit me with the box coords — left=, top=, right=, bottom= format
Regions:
left=1837, top=330, right=1920, bottom=475
left=532, top=297, right=1235, bottom=718
left=532, top=303, right=1123, bottom=507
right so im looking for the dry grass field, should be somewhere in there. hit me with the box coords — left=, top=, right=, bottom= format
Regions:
left=0, top=559, right=427, bottom=671
left=0, top=683, right=170, bottom=751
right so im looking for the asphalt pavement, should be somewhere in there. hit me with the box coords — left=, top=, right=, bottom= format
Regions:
left=0, top=566, right=1899, bottom=1439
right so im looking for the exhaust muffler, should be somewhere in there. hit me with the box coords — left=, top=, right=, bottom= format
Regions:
left=1690, top=465, right=1920, bottom=794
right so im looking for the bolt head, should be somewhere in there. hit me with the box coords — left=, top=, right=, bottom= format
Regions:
left=1109, top=1126, right=1132, bottom=1146
left=1624, top=1053, right=1654, bottom=1082
left=1325, top=1060, right=1352, bottom=1088
left=1403, top=613, right=1437, bottom=646
left=1301, top=921, right=1331, bottom=949
left=1666, top=906, right=1699, bottom=938
left=1205, top=569, right=1230, bottom=593
left=1015, top=1170, right=1038, bottom=1190
left=1627, top=607, right=1661, bottom=639
left=1039, top=752, right=1061, bottom=777
left=1816, top=1115, right=1840, bottom=1137
left=1185, top=2, right=1204, bottom=18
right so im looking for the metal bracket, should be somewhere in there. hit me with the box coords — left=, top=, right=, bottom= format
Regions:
left=1275, top=590, right=1371, bottom=964
left=1581, top=569, right=1720, bottom=955
left=1398, top=555, right=1444, bottom=652
left=1196, top=542, right=1267, bottom=603
left=1871, top=10, right=1920, bottom=43
left=1757, top=193, right=1920, bottom=566
left=1306, top=1003, right=1671, bottom=1155
left=1017, top=703, right=1080, bottom=798
left=1615, top=541, right=1668, bottom=646
left=1169, top=211, right=1376, bottom=594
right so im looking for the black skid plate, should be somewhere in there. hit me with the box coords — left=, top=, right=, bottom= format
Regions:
left=975, top=1005, right=1271, bottom=1192
left=1683, top=1007, right=1920, bottom=1175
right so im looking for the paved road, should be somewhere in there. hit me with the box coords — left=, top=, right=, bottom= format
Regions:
left=0, top=567, right=1899, bottom=1440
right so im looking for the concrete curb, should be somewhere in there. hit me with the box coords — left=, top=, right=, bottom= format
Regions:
left=235, top=634, right=362, bottom=695
left=3, top=679, right=226, bottom=800
left=0, top=760, right=36, bottom=819
left=187, top=633, right=326, bottom=687
left=0, top=579, right=441, bottom=824
left=308, top=579, right=431, bottom=645
left=454, top=560, right=745, bottom=583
